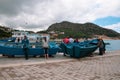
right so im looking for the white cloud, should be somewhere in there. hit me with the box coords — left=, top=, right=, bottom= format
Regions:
left=104, top=23, right=120, bottom=33
left=0, top=0, right=120, bottom=32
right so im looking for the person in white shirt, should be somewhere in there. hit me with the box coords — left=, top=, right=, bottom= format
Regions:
left=42, top=37, right=49, bottom=59
left=69, top=37, right=74, bottom=43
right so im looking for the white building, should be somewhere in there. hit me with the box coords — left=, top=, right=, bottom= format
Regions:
left=12, top=31, right=50, bottom=43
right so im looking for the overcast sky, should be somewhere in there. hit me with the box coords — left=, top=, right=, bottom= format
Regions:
left=0, top=0, right=120, bottom=33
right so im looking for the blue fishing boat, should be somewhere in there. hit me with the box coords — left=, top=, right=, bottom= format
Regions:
left=59, top=39, right=99, bottom=58
left=0, top=31, right=60, bottom=57
left=0, top=41, right=60, bottom=57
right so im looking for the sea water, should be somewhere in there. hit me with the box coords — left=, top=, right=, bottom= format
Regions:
left=104, top=40, right=120, bottom=51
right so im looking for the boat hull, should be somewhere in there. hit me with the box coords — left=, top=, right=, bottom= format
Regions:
left=0, top=41, right=59, bottom=57
left=59, top=39, right=99, bottom=58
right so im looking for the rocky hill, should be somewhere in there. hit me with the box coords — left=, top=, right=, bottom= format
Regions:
left=47, top=21, right=120, bottom=39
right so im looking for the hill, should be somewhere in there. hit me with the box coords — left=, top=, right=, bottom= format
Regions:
left=0, top=25, right=36, bottom=39
left=1, top=21, right=120, bottom=39
left=0, top=26, right=13, bottom=38
left=47, top=21, right=120, bottom=39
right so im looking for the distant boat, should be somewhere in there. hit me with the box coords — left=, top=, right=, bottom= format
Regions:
left=59, top=39, right=99, bottom=58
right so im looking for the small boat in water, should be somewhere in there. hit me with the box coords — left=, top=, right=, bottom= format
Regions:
left=59, top=39, right=99, bottom=58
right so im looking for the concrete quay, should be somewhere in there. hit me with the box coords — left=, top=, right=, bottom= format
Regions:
left=0, top=50, right=120, bottom=80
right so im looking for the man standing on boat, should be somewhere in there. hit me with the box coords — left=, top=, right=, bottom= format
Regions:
left=22, top=36, right=29, bottom=60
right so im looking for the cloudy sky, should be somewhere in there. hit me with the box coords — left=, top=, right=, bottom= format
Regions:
left=0, top=0, right=120, bottom=33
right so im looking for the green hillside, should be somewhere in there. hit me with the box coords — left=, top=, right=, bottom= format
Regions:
left=1, top=21, right=120, bottom=39
left=47, top=21, right=120, bottom=38
left=0, top=26, right=12, bottom=38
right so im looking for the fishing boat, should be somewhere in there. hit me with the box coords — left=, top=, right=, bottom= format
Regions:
left=59, top=39, right=99, bottom=58
left=0, top=31, right=59, bottom=57
left=0, top=41, right=59, bottom=57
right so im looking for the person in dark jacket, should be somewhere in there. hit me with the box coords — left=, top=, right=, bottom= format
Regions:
left=22, top=36, right=29, bottom=60
left=97, top=37, right=106, bottom=55
left=74, top=38, right=79, bottom=43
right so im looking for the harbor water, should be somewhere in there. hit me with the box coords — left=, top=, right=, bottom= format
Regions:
left=104, top=40, right=120, bottom=51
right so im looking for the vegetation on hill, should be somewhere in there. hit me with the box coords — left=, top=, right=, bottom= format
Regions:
left=1, top=21, right=120, bottom=39
left=47, top=21, right=120, bottom=38
left=0, top=26, right=12, bottom=38
left=0, top=26, right=35, bottom=39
